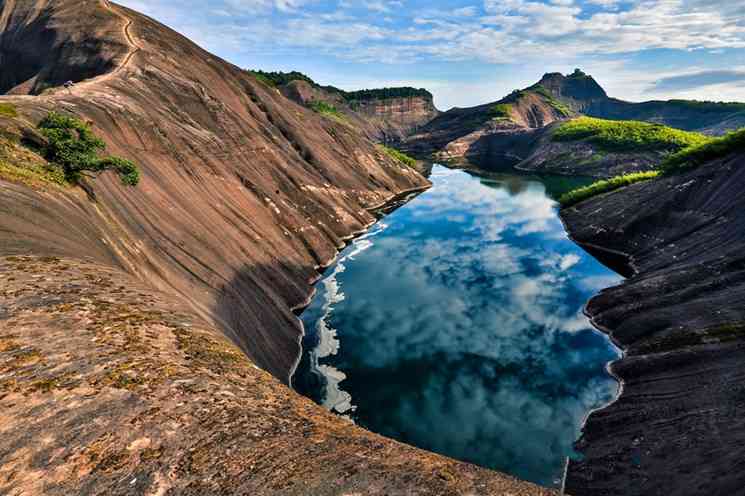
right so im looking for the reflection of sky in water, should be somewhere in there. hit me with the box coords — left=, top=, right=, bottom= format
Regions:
left=294, top=166, right=622, bottom=487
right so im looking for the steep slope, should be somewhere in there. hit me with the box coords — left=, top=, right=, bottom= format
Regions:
left=560, top=152, right=745, bottom=495
left=253, top=71, right=439, bottom=142
left=0, top=0, right=130, bottom=94
left=0, top=1, right=555, bottom=495
left=1, top=0, right=431, bottom=382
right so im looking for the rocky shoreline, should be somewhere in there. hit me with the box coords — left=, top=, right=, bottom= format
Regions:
left=560, top=152, right=745, bottom=495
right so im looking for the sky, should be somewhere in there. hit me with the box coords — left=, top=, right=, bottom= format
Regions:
left=117, top=0, right=745, bottom=110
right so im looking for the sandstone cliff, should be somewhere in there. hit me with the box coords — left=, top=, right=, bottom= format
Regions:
left=561, top=152, right=745, bottom=495
left=278, top=78, right=439, bottom=143
left=0, top=0, right=553, bottom=494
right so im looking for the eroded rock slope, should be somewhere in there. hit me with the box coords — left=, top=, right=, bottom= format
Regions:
left=561, top=152, right=745, bottom=496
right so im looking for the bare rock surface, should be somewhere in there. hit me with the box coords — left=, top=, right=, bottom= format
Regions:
left=561, top=152, right=745, bottom=495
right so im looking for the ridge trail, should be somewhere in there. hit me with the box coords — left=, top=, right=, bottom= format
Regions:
left=72, top=0, right=141, bottom=92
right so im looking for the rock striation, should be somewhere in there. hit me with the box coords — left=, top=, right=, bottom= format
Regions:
left=561, top=151, right=745, bottom=496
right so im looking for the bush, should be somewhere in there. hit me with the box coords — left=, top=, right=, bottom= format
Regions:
left=379, top=145, right=416, bottom=167
left=553, top=116, right=710, bottom=152
left=559, top=171, right=660, bottom=207
left=488, top=104, right=512, bottom=120
left=661, top=127, right=745, bottom=174
left=38, top=111, right=140, bottom=186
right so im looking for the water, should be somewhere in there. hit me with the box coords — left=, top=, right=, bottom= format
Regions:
left=293, top=165, right=622, bottom=487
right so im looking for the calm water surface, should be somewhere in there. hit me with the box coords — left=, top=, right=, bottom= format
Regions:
left=294, top=165, right=621, bottom=487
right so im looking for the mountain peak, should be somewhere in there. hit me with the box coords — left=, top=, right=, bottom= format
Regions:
left=534, top=69, right=608, bottom=110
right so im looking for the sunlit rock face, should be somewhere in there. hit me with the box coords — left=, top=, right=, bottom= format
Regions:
left=296, top=166, right=621, bottom=487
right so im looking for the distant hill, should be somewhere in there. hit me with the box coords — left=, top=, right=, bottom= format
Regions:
left=248, top=70, right=439, bottom=142
left=402, top=69, right=745, bottom=174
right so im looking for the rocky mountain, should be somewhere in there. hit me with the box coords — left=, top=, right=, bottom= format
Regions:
left=403, top=69, right=742, bottom=177
left=536, top=69, right=745, bottom=135
left=560, top=148, right=745, bottom=496
left=0, top=1, right=551, bottom=494
left=402, top=82, right=574, bottom=167
left=252, top=70, right=440, bottom=143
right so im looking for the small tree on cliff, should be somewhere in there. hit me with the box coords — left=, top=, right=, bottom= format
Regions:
left=38, top=111, right=140, bottom=186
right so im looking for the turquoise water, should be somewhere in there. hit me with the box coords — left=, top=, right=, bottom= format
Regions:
left=294, top=165, right=621, bottom=487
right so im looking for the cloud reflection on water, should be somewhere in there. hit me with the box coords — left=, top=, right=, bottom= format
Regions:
left=295, top=166, right=621, bottom=487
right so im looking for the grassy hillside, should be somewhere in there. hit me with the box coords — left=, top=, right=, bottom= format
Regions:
left=662, top=128, right=745, bottom=173
left=553, top=116, right=710, bottom=152
left=560, top=122, right=745, bottom=207
left=559, top=171, right=660, bottom=207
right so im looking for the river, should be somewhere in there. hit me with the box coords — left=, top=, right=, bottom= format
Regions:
left=294, top=165, right=622, bottom=487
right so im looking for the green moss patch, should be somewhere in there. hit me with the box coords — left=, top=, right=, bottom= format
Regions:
left=0, top=103, right=18, bottom=117
left=488, top=104, right=513, bottom=120
left=379, top=145, right=417, bottom=167
left=308, top=100, right=349, bottom=125
left=0, top=136, right=68, bottom=187
left=553, top=116, right=710, bottom=152
left=559, top=171, right=660, bottom=207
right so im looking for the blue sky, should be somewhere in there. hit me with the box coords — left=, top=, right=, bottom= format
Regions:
left=118, top=0, right=745, bottom=109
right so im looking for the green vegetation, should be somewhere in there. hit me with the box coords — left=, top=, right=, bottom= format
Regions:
left=248, top=70, right=325, bottom=89
left=308, top=100, right=349, bottom=125
left=379, top=145, right=417, bottom=167
left=343, top=87, right=432, bottom=102
left=559, top=171, right=660, bottom=207
left=661, top=128, right=745, bottom=174
left=488, top=104, right=512, bottom=120
left=0, top=103, right=17, bottom=118
left=38, top=112, right=140, bottom=186
left=553, top=116, right=710, bottom=152
left=666, top=99, right=745, bottom=113
left=530, top=85, right=573, bottom=117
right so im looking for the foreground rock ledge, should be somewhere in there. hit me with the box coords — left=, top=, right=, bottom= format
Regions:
left=0, top=256, right=553, bottom=495
left=561, top=152, right=745, bottom=496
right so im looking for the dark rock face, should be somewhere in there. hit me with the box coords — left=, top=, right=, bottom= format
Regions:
left=561, top=152, right=745, bottom=496
left=402, top=91, right=571, bottom=164
left=536, top=70, right=608, bottom=112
